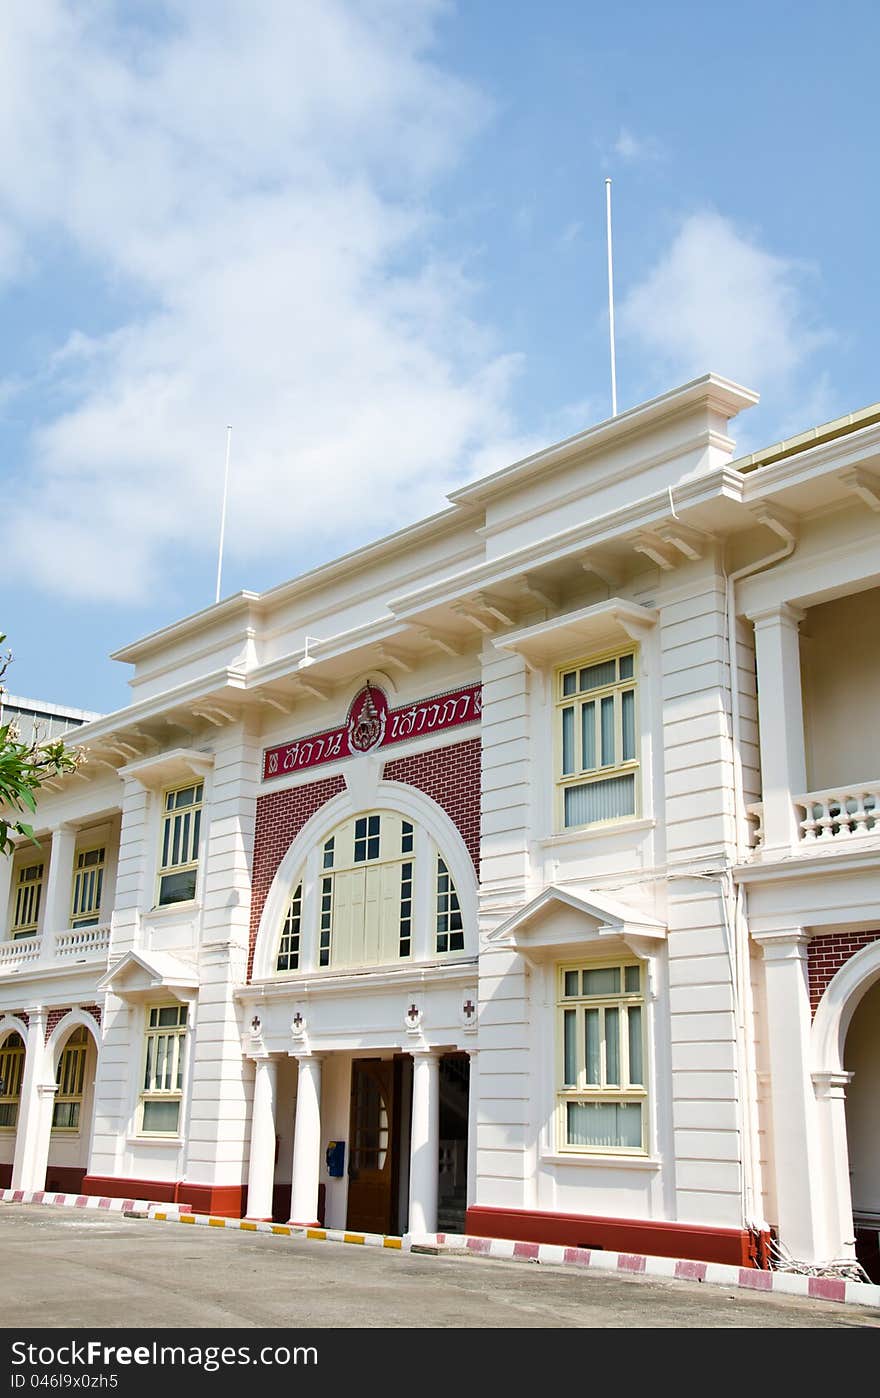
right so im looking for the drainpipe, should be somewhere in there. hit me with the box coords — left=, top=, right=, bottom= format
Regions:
left=723, top=509, right=798, bottom=1240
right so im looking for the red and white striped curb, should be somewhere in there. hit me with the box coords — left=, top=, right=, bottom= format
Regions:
left=425, top=1231, right=880, bottom=1310
left=1, top=1187, right=193, bottom=1214
left=144, top=1208, right=880, bottom=1311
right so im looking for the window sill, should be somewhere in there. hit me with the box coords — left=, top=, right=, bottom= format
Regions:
left=538, top=817, right=655, bottom=849
left=144, top=900, right=201, bottom=921
left=541, top=1151, right=662, bottom=1171
left=126, top=1135, right=184, bottom=1147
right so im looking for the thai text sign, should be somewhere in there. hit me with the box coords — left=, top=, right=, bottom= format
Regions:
left=262, top=682, right=481, bottom=780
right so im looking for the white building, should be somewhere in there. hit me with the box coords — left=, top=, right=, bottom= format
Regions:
left=1, top=373, right=878, bottom=1277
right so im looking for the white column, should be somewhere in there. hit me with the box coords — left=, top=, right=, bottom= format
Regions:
left=749, top=604, right=807, bottom=854
left=466, top=1049, right=479, bottom=1211
left=813, top=1070, right=856, bottom=1262
left=408, top=1050, right=440, bottom=1236
left=42, top=824, right=78, bottom=939
left=289, top=1055, right=323, bottom=1225
left=0, top=854, right=13, bottom=938
left=245, top=1057, right=278, bottom=1221
left=755, top=931, right=825, bottom=1262
left=11, top=1007, right=51, bottom=1191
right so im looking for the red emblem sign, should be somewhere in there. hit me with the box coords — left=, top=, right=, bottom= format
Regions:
left=262, top=681, right=481, bottom=780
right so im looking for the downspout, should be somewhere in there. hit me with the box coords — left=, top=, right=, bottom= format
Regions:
left=724, top=509, right=798, bottom=1242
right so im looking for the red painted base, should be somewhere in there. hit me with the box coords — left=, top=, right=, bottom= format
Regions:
left=81, top=1176, right=246, bottom=1219
left=0, top=1164, right=12, bottom=1190
left=465, top=1205, right=769, bottom=1268
left=45, top=1166, right=87, bottom=1195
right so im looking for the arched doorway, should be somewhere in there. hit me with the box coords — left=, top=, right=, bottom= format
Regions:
left=843, top=979, right=880, bottom=1281
left=45, top=1016, right=100, bottom=1195
left=0, top=1030, right=26, bottom=1188
left=811, top=937, right=880, bottom=1278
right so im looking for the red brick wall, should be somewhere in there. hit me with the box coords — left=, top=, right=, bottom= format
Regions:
left=45, top=1009, right=71, bottom=1043
left=44, top=1003, right=103, bottom=1044
left=808, top=931, right=880, bottom=1016
left=248, top=774, right=346, bottom=978
left=247, top=738, right=482, bottom=980
left=383, top=738, right=480, bottom=876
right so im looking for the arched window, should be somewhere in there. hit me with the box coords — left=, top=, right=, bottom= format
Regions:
left=0, top=1032, right=25, bottom=1130
left=53, top=1026, right=90, bottom=1131
left=275, top=810, right=467, bottom=974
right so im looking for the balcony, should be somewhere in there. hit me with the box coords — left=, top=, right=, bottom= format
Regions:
left=0, top=924, right=112, bottom=976
left=748, top=781, right=880, bottom=853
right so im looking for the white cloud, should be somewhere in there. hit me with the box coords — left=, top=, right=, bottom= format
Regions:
left=619, top=210, right=831, bottom=396
left=611, top=127, right=661, bottom=164
left=0, top=0, right=526, bottom=603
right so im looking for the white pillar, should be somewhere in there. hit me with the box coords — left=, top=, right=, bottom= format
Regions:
left=408, top=1050, right=440, bottom=1236
left=749, top=604, right=806, bottom=854
left=466, top=1049, right=479, bottom=1210
left=42, top=824, right=78, bottom=939
left=289, top=1055, right=323, bottom=1226
left=245, top=1057, right=278, bottom=1220
left=0, top=854, right=13, bottom=937
left=755, top=931, right=825, bottom=1261
left=11, top=1007, right=51, bottom=1191
left=812, top=1070, right=856, bottom=1262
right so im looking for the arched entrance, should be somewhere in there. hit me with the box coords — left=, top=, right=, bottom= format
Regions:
left=811, top=937, right=880, bottom=1278
left=0, top=1028, right=26, bottom=1188
left=45, top=1018, right=101, bottom=1195
left=843, top=978, right=880, bottom=1281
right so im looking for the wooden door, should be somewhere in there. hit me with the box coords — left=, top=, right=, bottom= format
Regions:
left=346, top=1059, right=395, bottom=1235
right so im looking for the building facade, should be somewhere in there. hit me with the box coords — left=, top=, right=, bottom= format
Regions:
left=1, top=374, right=878, bottom=1275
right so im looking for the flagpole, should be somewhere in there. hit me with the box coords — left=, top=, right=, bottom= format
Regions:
left=215, top=425, right=232, bottom=604
left=605, top=178, right=618, bottom=417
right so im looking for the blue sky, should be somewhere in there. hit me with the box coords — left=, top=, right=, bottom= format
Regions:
left=2, top=0, right=877, bottom=714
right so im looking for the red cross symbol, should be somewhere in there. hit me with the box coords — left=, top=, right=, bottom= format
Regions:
left=407, top=1003, right=419, bottom=1022
left=463, top=999, right=475, bottom=1019
left=250, top=1016, right=261, bottom=1033
left=293, top=1012, right=303, bottom=1030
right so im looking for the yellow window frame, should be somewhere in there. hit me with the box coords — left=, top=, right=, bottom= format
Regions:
left=556, top=959, right=648, bottom=1156
left=554, top=645, right=640, bottom=832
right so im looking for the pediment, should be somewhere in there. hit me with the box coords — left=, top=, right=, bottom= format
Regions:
left=486, top=884, right=666, bottom=959
left=99, top=950, right=199, bottom=1003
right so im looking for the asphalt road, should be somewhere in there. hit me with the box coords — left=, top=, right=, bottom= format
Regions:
left=0, top=1204, right=877, bottom=1330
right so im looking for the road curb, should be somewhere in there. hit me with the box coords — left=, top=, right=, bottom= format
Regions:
left=1, top=1187, right=193, bottom=1214
left=143, top=1206, right=880, bottom=1310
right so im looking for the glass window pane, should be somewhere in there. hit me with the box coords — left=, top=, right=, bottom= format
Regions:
left=562, top=671, right=577, bottom=696
left=142, top=1100, right=180, bottom=1134
left=564, top=773, right=635, bottom=828
left=605, top=1007, right=620, bottom=1085
left=582, top=967, right=620, bottom=996
left=157, top=1006, right=180, bottom=1027
left=581, top=700, right=596, bottom=771
left=600, top=695, right=615, bottom=766
left=579, top=659, right=617, bottom=692
left=621, top=689, right=636, bottom=762
left=566, top=1101, right=642, bottom=1149
left=561, top=707, right=575, bottom=775
left=619, top=654, right=634, bottom=680
left=563, top=1010, right=577, bottom=1087
left=158, top=868, right=197, bottom=905
left=628, top=1006, right=643, bottom=1085
left=584, top=1009, right=600, bottom=1084
left=624, top=965, right=640, bottom=994
left=563, top=970, right=579, bottom=997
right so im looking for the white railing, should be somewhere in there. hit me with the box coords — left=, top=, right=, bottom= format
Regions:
left=795, top=783, right=880, bottom=843
left=748, top=783, right=880, bottom=850
left=0, top=924, right=112, bottom=975
left=54, top=924, right=112, bottom=959
left=0, top=936, right=43, bottom=968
